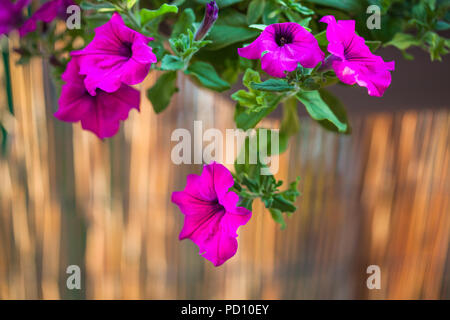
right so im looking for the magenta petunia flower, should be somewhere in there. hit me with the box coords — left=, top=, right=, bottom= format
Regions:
left=172, top=162, right=252, bottom=267
left=320, top=15, right=395, bottom=97
left=19, top=0, right=74, bottom=37
left=238, top=22, right=324, bottom=78
left=54, top=58, right=140, bottom=139
left=0, top=0, right=30, bottom=35
left=71, top=12, right=157, bottom=96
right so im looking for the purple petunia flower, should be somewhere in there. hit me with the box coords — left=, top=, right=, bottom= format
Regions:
left=0, top=0, right=30, bottom=35
left=238, top=22, right=324, bottom=78
left=194, top=1, right=219, bottom=41
left=72, top=12, right=157, bottom=96
left=172, top=162, right=252, bottom=267
left=320, top=15, right=395, bottom=97
left=19, top=0, right=75, bottom=37
left=54, top=58, right=140, bottom=139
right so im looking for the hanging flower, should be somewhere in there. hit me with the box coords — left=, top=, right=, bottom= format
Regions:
left=172, top=162, right=252, bottom=267
left=19, top=0, right=75, bottom=37
left=0, top=0, right=30, bottom=35
left=54, top=58, right=140, bottom=139
left=72, top=12, right=157, bottom=96
left=194, top=1, right=219, bottom=41
left=320, top=15, right=395, bottom=97
left=238, top=22, right=324, bottom=78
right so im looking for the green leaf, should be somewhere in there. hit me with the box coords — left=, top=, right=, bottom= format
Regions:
left=206, top=25, right=260, bottom=50
left=234, top=98, right=281, bottom=130
left=80, top=1, right=115, bottom=11
left=250, top=79, right=295, bottom=92
left=249, top=24, right=267, bottom=31
left=424, top=32, right=448, bottom=61
left=280, top=97, right=300, bottom=137
left=270, top=208, right=286, bottom=229
left=263, top=0, right=279, bottom=24
left=303, top=0, right=362, bottom=12
left=436, top=20, right=450, bottom=31
left=296, top=90, right=348, bottom=133
left=298, top=17, right=312, bottom=28
left=172, top=9, right=195, bottom=37
left=315, top=30, right=328, bottom=47
left=238, top=197, right=254, bottom=211
left=271, top=194, right=296, bottom=212
left=147, top=72, right=178, bottom=114
left=160, top=55, right=184, bottom=71
left=185, top=61, right=230, bottom=91
left=366, top=40, right=382, bottom=52
left=231, top=90, right=258, bottom=107
left=242, top=68, right=261, bottom=88
left=317, top=89, right=350, bottom=134
left=127, top=0, right=137, bottom=10
left=85, top=13, right=112, bottom=30
left=247, top=0, right=265, bottom=24
left=289, top=2, right=314, bottom=15
left=140, top=4, right=178, bottom=25
left=281, top=177, right=300, bottom=202
left=384, top=33, right=421, bottom=50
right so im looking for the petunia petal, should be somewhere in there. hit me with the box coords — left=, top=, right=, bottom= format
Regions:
left=171, top=163, right=252, bottom=266
left=321, top=15, right=395, bottom=97
left=54, top=58, right=140, bottom=139
left=71, top=12, right=156, bottom=94
left=239, top=22, right=324, bottom=78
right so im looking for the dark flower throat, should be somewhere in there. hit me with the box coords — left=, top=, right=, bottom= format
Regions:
left=274, top=25, right=294, bottom=47
left=119, top=42, right=133, bottom=58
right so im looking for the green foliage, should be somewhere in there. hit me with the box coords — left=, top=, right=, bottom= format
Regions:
left=305, top=0, right=362, bottom=12
left=296, top=90, right=349, bottom=133
left=147, top=71, right=178, bottom=114
left=247, top=0, right=265, bottom=24
left=233, top=134, right=301, bottom=227
left=250, top=79, right=295, bottom=92
left=185, top=61, right=230, bottom=91
left=172, top=9, right=196, bottom=37
left=160, top=55, right=185, bottom=71
left=140, top=4, right=178, bottom=25
left=315, top=89, right=351, bottom=134
left=232, top=69, right=283, bottom=129
left=280, top=97, right=300, bottom=137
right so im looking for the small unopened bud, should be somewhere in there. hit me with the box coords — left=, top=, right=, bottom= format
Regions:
left=194, top=1, right=219, bottom=41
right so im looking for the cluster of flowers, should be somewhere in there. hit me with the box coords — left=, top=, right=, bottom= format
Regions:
left=239, top=16, right=395, bottom=97
left=56, top=13, right=157, bottom=138
left=2, top=1, right=158, bottom=138
left=2, top=1, right=395, bottom=266
left=0, top=0, right=73, bottom=37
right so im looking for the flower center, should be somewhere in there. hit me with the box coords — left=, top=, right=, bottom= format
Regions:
left=274, top=26, right=293, bottom=47
left=118, top=42, right=133, bottom=58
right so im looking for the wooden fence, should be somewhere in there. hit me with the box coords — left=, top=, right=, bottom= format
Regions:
left=0, top=45, right=449, bottom=299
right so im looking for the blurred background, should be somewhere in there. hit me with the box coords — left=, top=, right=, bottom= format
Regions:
left=0, top=34, right=449, bottom=299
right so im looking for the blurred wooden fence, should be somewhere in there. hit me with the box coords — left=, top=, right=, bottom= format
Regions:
left=0, top=47, right=449, bottom=299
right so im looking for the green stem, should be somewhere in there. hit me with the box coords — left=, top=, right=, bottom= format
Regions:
left=123, top=8, right=141, bottom=30
left=2, top=41, right=14, bottom=115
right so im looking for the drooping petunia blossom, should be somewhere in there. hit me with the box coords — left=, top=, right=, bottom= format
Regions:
left=71, top=12, right=157, bottom=96
left=320, top=15, right=395, bottom=97
left=238, top=22, right=324, bottom=78
left=19, top=0, right=75, bottom=37
left=54, top=57, right=140, bottom=139
left=0, top=0, right=30, bottom=36
left=172, top=162, right=252, bottom=267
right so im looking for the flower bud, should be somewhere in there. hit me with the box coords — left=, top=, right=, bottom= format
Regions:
left=194, top=1, right=219, bottom=41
